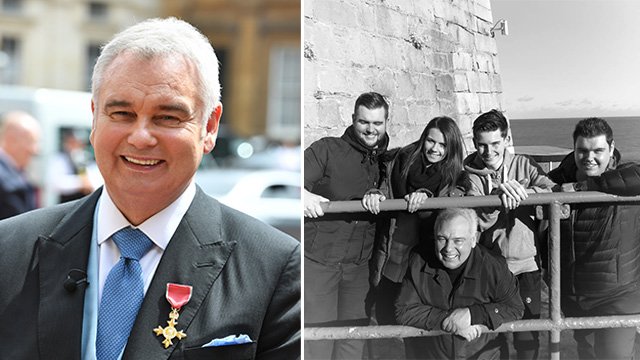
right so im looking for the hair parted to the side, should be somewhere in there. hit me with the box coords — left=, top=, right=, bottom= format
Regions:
left=400, top=116, right=466, bottom=192
left=472, top=109, right=509, bottom=139
left=354, top=92, right=389, bottom=120
left=434, top=208, right=478, bottom=238
left=91, top=17, right=220, bottom=127
left=572, top=117, right=614, bottom=146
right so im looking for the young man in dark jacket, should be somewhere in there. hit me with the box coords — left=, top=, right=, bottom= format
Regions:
left=303, top=92, right=390, bottom=359
left=548, top=117, right=640, bottom=359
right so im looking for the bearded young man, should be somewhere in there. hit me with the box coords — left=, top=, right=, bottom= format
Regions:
left=303, top=92, right=390, bottom=359
left=549, top=117, right=640, bottom=359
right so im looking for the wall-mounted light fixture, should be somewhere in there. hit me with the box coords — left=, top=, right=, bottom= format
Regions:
left=490, top=19, right=508, bottom=37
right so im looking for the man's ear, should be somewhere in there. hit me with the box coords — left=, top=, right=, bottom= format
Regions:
left=351, top=113, right=356, bottom=124
left=610, top=140, right=616, bottom=154
left=89, top=100, right=96, bottom=147
left=203, top=103, right=223, bottom=154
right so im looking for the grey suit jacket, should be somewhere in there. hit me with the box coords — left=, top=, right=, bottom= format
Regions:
left=0, top=187, right=301, bottom=360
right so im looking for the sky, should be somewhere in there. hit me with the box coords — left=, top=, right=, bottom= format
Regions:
left=491, top=0, right=640, bottom=119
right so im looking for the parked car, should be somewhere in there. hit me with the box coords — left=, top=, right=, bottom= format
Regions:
left=195, top=169, right=301, bottom=240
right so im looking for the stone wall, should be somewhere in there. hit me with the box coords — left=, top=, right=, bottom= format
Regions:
left=304, top=0, right=503, bottom=152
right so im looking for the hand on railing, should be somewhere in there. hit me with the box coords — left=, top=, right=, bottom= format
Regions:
left=405, top=191, right=431, bottom=213
left=496, top=179, right=529, bottom=210
left=304, top=189, right=329, bottom=218
left=362, top=190, right=386, bottom=215
left=456, top=324, right=489, bottom=341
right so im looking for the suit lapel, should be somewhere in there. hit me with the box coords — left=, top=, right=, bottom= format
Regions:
left=37, top=191, right=101, bottom=359
left=123, top=188, right=236, bottom=359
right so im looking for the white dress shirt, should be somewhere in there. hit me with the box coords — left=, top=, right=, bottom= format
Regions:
left=96, top=182, right=196, bottom=303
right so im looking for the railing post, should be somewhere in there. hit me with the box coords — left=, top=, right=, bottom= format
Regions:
left=548, top=201, right=563, bottom=360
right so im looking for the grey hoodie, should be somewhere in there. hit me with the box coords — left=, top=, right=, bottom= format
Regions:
left=464, top=150, right=556, bottom=275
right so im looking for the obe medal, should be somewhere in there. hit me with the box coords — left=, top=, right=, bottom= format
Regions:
left=154, top=283, right=192, bottom=348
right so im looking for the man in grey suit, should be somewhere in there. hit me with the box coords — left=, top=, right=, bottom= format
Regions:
left=0, top=18, right=300, bottom=360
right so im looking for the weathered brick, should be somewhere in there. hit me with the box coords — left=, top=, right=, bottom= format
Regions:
left=413, top=74, right=437, bottom=101
left=477, top=72, right=491, bottom=93
left=315, top=0, right=358, bottom=29
left=475, top=32, right=497, bottom=53
left=473, top=1, right=493, bottom=22
left=475, top=52, right=494, bottom=73
left=376, top=5, right=409, bottom=38
left=436, top=74, right=454, bottom=92
left=432, top=52, right=453, bottom=72
left=455, top=93, right=480, bottom=114
left=318, top=98, right=346, bottom=128
left=454, top=73, right=468, bottom=91
left=453, top=52, right=473, bottom=70
left=466, top=71, right=480, bottom=92
left=490, top=73, right=502, bottom=93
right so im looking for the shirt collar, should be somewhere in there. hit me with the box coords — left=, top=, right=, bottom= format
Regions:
left=96, top=181, right=197, bottom=250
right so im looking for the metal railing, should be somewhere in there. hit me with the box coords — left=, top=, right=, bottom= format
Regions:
left=304, top=192, right=640, bottom=360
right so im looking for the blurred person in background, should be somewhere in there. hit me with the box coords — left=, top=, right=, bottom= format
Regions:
left=49, top=129, right=96, bottom=203
left=0, top=110, right=41, bottom=219
left=0, top=17, right=299, bottom=360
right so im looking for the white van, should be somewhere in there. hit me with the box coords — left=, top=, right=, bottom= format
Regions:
left=0, top=85, right=96, bottom=207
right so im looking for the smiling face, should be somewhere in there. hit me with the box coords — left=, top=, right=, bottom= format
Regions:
left=435, top=215, right=476, bottom=269
left=90, top=52, right=221, bottom=224
left=423, top=127, right=446, bottom=164
left=474, top=129, right=509, bottom=171
left=574, top=134, right=613, bottom=179
left=351, top=105, right=387, bottom=147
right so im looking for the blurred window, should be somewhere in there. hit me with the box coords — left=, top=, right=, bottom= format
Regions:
left=261, top=185, right=300, bottom=199
left=1, top=0, right=22, bottom=13
left=266, top=46, right=300, bottom=142
left=0, top=36, right=21, bottom=84
left=85, top=43, right=101, bottom=91
left=88, top=1, right=108, bottom=20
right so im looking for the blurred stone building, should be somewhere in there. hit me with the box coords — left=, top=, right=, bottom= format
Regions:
left=0, top=0, right=300, bottom=142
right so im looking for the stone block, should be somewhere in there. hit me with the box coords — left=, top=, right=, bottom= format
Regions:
left=455, top=92, right=480, bottom=114
left=413, top=73, right=437, bottom=101
left=490, top=73, right=502, bottom=92
left=356, top=3, right=377, bottom=32
left=318, top=97, right=346, bottom=129
left=454, top=73, right=468, bottom=92
left=453, top=52, right=473, bottom=70
left=315, top=0, right=358, bottom=29
left=437, top=94, right=456, bottom=116
left=432, top=52, right=453, bottom=72
left=477, top=72, right=491, bottom=93
left=475, top=52, right=493, bottom=73
left=436, top=74, right=454, bottom=92
left=475, top=32, right=497, bottom=53
left=473, top=1, right=493, bottom=22
left=376, top=5, right=409, bottom=38
left=466, top=71, right=480, bottom=93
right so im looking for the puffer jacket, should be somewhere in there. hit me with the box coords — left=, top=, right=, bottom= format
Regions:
left=464, top=151, right=555, bottom=275
left=548, top=150, right=640, bottom=297
left=304, top=126, right=389, bottom=265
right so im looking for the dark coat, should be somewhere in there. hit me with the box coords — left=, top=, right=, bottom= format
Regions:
left=371, top=143, right=469, bottom=285
left=304, top=127, right=388, bottom=265
left=0, top=187, right=300, bottom=360
left=548, top=150, right=640, bottom=299
left=396, top=244, right=523, bottom=360
left=0, top=153, right=37, bottom=220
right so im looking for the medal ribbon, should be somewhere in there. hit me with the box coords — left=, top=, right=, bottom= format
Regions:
left=166, top=283, right=192, bottom=310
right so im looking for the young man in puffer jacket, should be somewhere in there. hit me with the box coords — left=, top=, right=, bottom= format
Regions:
left=548, top=117, right=640, bottom=360
left=464, top=109, right=555, bottom=360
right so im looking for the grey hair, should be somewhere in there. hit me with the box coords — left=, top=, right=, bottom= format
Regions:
left=434, top=208, right=478, bottom=238
left=91, top=17, right=220, bottom=126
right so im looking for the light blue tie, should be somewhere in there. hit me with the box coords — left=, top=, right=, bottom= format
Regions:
left=96, top=227, right=154, bottom=360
